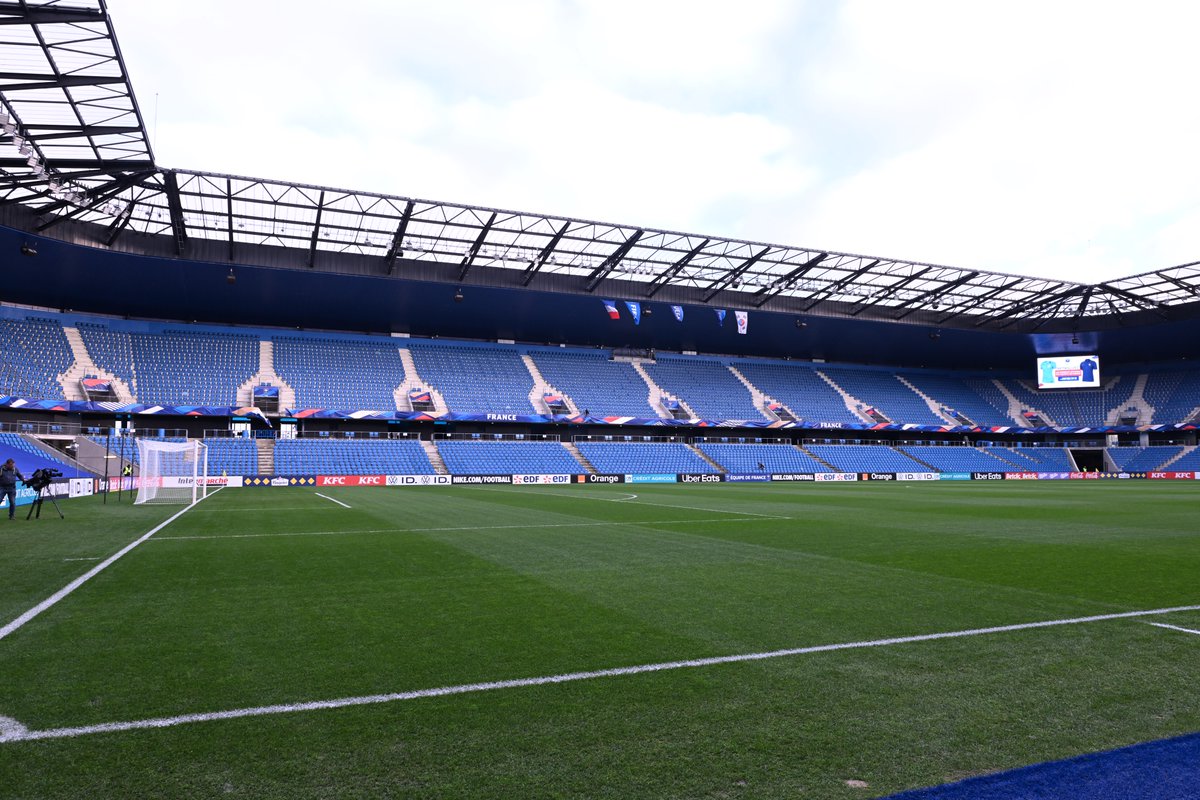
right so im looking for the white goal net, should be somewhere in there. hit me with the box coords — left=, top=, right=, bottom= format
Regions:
left=134, top=439, right=209, bottom=505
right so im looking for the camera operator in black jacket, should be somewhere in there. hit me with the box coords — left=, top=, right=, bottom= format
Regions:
left=0, top=458, right=25, bottom=520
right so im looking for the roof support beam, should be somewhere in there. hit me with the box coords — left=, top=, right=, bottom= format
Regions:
left=1095, top=283, right=1169, bottom=319
left=306, top=190, right=325, bottom=269
left=522, top=220, right=570, bottom=286
left=18, top=125, right=142, bottom=142
left=384, top=200, right=414, bottom=275
left=847, top=267, right=933, bottom=316
left=103, top=201, right=135, bottom=247
left=892, top=271, right=979, bottom=320
left=645, top=238, right=708, bottom=298
left=33, top=169, right=152, bottom=231
left=0, top=4, right=106, bottom=25
left=752, top=252, right=828, bottom=308
left=802, top=260, right=880, bottom=312
left=458, top=211, right=496, bottom=281
left=585, top=229, right=644, bottom=292
left=160, top=171, right=188, bottom=255
left=934, top=277, right=1026, bottom=325
left=0, top=74, right=127, bottom=93
left=979, top=282, right=1074, bottom=325
left=0, top=158, right=154, bottom=170
left=225, top=178, right=234, bottom=262
left=701, top=247, right=770, bottom=303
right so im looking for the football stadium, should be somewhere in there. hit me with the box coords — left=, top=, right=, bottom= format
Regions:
left=1, top=3, right=1199, bottom=798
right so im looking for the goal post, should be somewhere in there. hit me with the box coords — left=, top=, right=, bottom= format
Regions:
left=134, top=439, right=209, bottom=505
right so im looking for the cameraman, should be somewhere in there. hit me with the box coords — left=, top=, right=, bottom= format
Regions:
left=1, top=458, right=24, bottom=520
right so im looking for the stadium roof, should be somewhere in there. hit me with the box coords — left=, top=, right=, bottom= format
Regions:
left=1, top=0, right=1199, bottom=333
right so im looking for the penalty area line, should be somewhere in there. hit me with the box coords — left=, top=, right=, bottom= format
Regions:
left=4, top=602, right=1199, bottom=743
left=1146, top=621, right=1200, bottom=637
left=314, top=492, right=351, bottom=509
left=0, top=490, right=220, bottom=643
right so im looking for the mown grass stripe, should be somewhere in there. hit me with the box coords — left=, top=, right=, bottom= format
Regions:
left=4, top=602, right=1197, bottom=743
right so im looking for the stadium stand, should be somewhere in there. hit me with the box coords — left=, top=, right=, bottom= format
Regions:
left=576, top=441, right=715, bottom=474
left=532, top=350, right=655, bottom=417
left=75, top=321, right=136, bottom=390
left=273, top=334, right=404, bottom=411
left=1000, top=378, right=1133, bottom=427
left=0, top=432, right=82, bottom=474
left=998, top=447, right=1077, bottom=471
left=736, top=362, right=862, bottom=425
left=132, top=329, right=259, bottom=407
left=0, top=316, right=72, bottom=400
left=407, top=342, right=534, bottom=415
left=800, top=444, right=925, bottom=473
left=202, top=437, right=259, bottom=476
left=1165, top=447, right=1200, bottom=471
left=642, top=356, right=762, bottom=420
left=820, top=367, right=947, bottom=425
left=695, top=442, right=830, bottom=473
left=899, top=373, right=1014, bottom=427
left=1107, top=446, right=1185, bottom=472
left=274, top=438, right=435, bottom=475
left=86, top=435, right=187, bottom=466
left=897, top=445, right=1017, bottom=473
left=1142, top=369, right=1200, bottom=423
left=436, top=440, right=582, bottom=474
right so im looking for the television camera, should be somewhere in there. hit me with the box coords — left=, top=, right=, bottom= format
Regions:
left=23, top=467, right=64, bottom=519
left=24, top=467, right=62, bottom=491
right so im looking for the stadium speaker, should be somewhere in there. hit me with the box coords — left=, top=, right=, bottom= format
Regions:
left=453, top=289, right=464, bottom=303
left=795, top=318, right=807, bottom=329
left=19, top=242, right=36, bottom=257
left=928, top=330, right=941, bottom=341
left=1071, top=334, right=1079, bottom=345
left=226, top=268, right=236, bottom=285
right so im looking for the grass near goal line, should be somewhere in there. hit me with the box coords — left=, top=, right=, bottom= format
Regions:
left=1, top=481, right=1198, bottom=799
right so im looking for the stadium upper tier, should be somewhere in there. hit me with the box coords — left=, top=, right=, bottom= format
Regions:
left=273, top=335, right=405, bottom=411
left=6, top=307, right=1200, bottom=427
left=407, top=342, right=534, bottom=415
left=0, top=316, right=74, bottom=401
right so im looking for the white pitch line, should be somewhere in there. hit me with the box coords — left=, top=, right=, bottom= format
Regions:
left=1147, top=621, right=1200, bottom=637
left=62, top=557, right=103, bottom=562
left=313, top=492, right=351, bottom=509
left=475, top=489, right=787, bottom=520
left=3, top=603, right=1198, bottom=743
left=149, top=517, right=775, bottom=541
left=0, top=490, right=219, bottom=643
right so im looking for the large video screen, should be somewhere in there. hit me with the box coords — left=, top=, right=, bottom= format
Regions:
left=1036, top=355, right=1100, bottom=389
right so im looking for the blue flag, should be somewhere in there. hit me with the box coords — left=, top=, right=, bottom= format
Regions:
left=625, top=301, right=642, bottom=325
left=715, top=309, right=726, bottom=326
left=671, top=305, right=684, bottom=322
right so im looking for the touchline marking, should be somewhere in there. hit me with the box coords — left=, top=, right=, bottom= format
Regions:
left=62, top=557, right=102, bottom=562
left=0, top=490, right=219, bottom=643
left=314, top=492, right=351, bottom=509
left=1146, top=621, right=1200, bottom=637
left=481, top=485, right=784, bottom=519
left=150, top=517, right=776, bottom=541
left=4, top=603, right=1197, bottom=743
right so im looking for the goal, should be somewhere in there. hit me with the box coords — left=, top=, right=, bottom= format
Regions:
left=134, top=439, right=209, bottom=505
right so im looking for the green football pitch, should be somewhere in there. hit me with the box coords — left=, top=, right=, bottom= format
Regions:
left=1, top=481, right=1198, bottom=799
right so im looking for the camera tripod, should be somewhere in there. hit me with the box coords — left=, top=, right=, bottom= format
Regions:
left=25, top=484, right=64, bottom=520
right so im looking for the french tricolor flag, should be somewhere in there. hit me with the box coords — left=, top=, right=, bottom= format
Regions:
left=603, top=299, right=620, bottom=319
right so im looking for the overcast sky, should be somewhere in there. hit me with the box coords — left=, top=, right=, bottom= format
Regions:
left=109, top=1, right=1200, bottom=283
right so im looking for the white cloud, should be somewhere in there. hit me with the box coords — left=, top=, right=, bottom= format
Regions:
left=108, top=0, right=1200, bottom=283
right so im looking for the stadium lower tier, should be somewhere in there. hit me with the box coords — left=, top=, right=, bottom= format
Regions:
left=67, top=440, right=1186, bottom=478
left=7, top=434, right=1192, bottom=480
